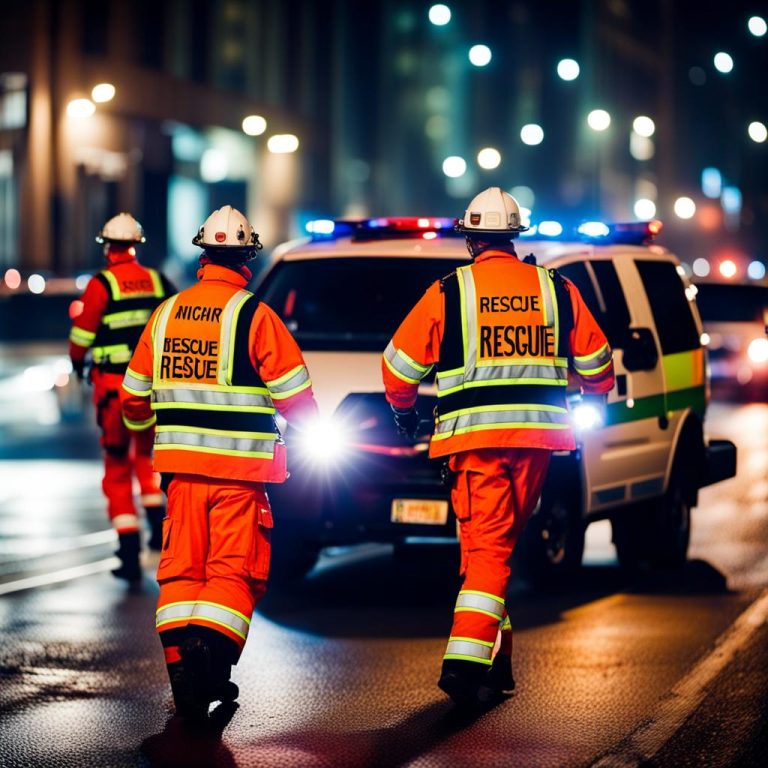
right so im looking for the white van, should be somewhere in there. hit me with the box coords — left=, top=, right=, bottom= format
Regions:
left=255, top=218, right=736, bottom=583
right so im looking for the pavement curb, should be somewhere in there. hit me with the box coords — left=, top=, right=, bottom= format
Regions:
left=589, top=587, right=768, bottom=768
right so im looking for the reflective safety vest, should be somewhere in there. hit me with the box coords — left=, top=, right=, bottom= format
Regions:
left=89, top=266, right=166, bottom=372
left=130, top=288, right=285, bottom=482
left=431, top=262, right=576, bottom=455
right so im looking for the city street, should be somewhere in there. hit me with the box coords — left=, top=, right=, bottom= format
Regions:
left=0, top=400, right=766, bottom=767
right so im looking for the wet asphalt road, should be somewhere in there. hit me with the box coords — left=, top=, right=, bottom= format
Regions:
left=0, top=401, right=766, bottom=768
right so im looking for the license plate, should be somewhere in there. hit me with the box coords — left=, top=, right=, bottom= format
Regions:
left=391, top=499, right=449, bottom=526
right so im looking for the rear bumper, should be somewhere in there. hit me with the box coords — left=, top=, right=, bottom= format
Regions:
left=701, top=439, right=737, bottom=488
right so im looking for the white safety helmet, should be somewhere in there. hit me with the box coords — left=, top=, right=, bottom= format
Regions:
left=192, top=205, right=262, bottom=254
left=456, top=187, right=528, bottom=236
left=96, top=213, right=146, bottom=244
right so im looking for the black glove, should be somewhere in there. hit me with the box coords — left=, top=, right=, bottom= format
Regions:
left=392, top=406, right=420, bottom=440
left=72, top=359, right=85, bottom=382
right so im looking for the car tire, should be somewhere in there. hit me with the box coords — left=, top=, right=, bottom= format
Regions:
left=612, top=472, right=692, bottom=571
left=516, top=488, right=585, bottom=589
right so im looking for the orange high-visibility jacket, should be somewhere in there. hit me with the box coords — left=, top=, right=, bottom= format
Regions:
left=120, top=263, right=318, bottom=483
left=383, top=250, right=615, bottom=457
left=69, top=251, right=174, bottom=373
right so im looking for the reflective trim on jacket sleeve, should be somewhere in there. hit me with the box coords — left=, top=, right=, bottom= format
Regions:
left=573, top=342, right=613, bottom=375
left=383, top=341, right=433, bottom=384
left=265, top=364, right=312, bottom=399
left=69, top=326, right=96, bottom=347
left=123, top=368, right=153, bottom=396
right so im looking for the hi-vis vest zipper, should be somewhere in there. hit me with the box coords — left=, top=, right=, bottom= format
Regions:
left=89, top=268, right=166, bottom=372
left=432, top=262, right=575, bottom=455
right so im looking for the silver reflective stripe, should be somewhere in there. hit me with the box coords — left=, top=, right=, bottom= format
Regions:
left=537, top=267, right=556, bottom=328
left=123, top=371, right=153, bottom=394
left=435, top=406, right=570, bottom=435
left=152, top=296, right=179, bottom=380
left=112, top=513, right=139, bottom=531
left=384, top=342, right=432, bottom=383
left=155, top=430, right=276, bottom=454
left=153, top=387, right=273, bottom=410
left=458, top=267, right=478, bottom=380
left=437, top=363, right=568, bottom=393
left=574, top=343, right=612, bottom=373
left=191, top=602, right=250, bottom=640
left=266, top=365, right=311, bottom=397
left=444, top=638, right=493, bottom=663
left=156, top=603, right=195, bottom=626
left=218, top=290, right=252, bottom=386
left=455, top=590, right=505, bottom=619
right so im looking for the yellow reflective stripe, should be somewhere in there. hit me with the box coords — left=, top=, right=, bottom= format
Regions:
left=125, top=366, right=151, bottom=381
left=101, top=270, right=120, bottom=299
left=265, top=364, right=305, bottom=389
left=396, top=348, right=431, bottom=374
left=123, top=414, right=156, bottom=430
left=500, top=616, right=512, bottom=631
left=102, top=308, right=152, bottom=329
left=156, top=599, right=251, bottom=625
left=574, top=343, right=610, bottom=363
left=154, top=444, right=274, bottom=460
left=122, top=383, right=152, bottom=398
left=152, top=386, right=273, bottom=409
left=574, top=358, right=613, bottom=377
left=148, top=269, right=165, bottom=298
left=152, top=296, right=179, bottom=381
left=269, top=379, right=312, bottom=400
left=440, top=403, right=568, bottom=420
left=438, top=377, right=568, bottom=396
left=458, top=267, right=478, bottom=378
left=156, top=425, right=277, bottom=440
left=459, top=589, right=505, bottom=605
left=155, top=429, right=276, bottom=454
left=383, top=342, right=432, bottom=383
left=537, top=267, right=556, bottom=328
left=383, top=353, right=422, bottom=385
left=92, top=344, right=132, bottom=363
left=266, top=365, right=313, bottom=399
left=69, top=327, right=95, bottom=346
left=152, top=402, right=275, bottom=414
left=435, top=405, right=570, bottom=436
left=433, top=422, right=569, bottom=440
left=218, top=290, right=252, bottom=386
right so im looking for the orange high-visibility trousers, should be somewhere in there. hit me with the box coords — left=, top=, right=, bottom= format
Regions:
left=155, top=474, right=273, bottom=662
left=444, top=447, right=551, bottom=666
left=91, top=370, right=161, bottom=532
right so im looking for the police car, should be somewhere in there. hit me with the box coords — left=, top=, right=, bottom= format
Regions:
left=255, top=217, right=736, bottom=583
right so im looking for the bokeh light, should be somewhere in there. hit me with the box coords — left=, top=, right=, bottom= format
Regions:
left=747, top=261, right=766, bottom=280
left=520, top=124, right=544, bottom=146
left=692, top=258, right=710, bottom=277
left=719, top=259, right=737, bottom=279
left=477, top=147, right=501, bottom=169
left=442, top=156, right=467, bottom=178
left=27, top=274, right=46, bottom=294
left=634, top=199, right=657, bottom=220
left=587, top=109, right=611, bottom=131
left=632, top=116, right=655, bottom=137
left=242, top=115, right=267, bottom=136
left=468, top=45, right=492, bottom=67
left=510, top=186, right=535, bottom=208
left=66, top=98, right=95, bottom=118
left=748, top=16, right=767, bottom=37
left=91, top=83, right=115, bottom=103
left=713, top=52, right=734, bottom=74
left=557, top=59, right=580, bottom=81
left=4, top=268, right=22, bottom=290
left=428, top=4, right=451, bottom=26
left=674, top=196, right=696, bottom=219
left=267, top=134, right=300, bottom=153
left=748, top=121, right=767, bottom=143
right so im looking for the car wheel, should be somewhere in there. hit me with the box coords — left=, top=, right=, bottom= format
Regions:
left=516, top=489, right=585, bottom=589
left=649, top=474, right=691, bottom=569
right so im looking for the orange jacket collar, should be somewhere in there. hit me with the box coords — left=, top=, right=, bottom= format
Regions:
left=474, top=249, right=520, bottom=264
left=197, top=262, right=250, bottom=286
left=105, top=249, right=138, bottom=266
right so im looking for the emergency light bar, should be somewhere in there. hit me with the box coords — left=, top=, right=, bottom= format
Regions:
left=576, top=219, right=664, bottom=244
left=306, top=216, right=462, bottom=242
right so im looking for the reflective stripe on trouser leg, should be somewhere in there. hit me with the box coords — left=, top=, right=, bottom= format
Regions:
left=498, top=613, right=513, bottom=655
left=111, top=513, right=140, bottom=533
left=444, top=636, right=494, bottom=665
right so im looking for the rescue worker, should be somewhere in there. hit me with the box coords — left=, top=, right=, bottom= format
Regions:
left=382, top=188, right=615, bottom=708
left=69, top=213, right=176, bottom=582
left=120, top=205, right=318, bottom=720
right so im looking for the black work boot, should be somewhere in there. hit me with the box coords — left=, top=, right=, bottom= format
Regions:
left=176, top=636, right=213, bottom=721
left=111, top=531, right=142, bottom=583
left=486, top=652, right=516, bottom=695
left=438, top=659, right=502, bottom=709
left=145, top=506, right=165, bottom=551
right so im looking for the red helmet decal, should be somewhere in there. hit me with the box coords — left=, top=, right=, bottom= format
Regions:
left=470, top=213, right=482, bottom=225
left=215, top=231, right=227, bottom=243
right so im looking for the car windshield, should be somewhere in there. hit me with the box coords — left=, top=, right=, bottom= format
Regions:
left=695, top=283, right=768, bottom=323
left=255, top=256, right=465, bottom=351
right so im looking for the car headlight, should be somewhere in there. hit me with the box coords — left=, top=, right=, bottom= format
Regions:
left=296, top=417, right=349, bottom=464
left=571, top=403, right=603, bottom=430
left=747, top=337, right=768, bottom=364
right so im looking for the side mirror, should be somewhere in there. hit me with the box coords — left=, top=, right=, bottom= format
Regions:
left=621, top=327, right=658, bottom=372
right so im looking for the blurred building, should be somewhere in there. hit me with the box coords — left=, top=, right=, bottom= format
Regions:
left=0, top=0, right=765, bottom=281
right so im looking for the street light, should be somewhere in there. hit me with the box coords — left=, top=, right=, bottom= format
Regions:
left=428, top=4, right=451, bottom=26
left=242, top=115, right=267, bottom=136
left=674, top=196, right=696, bottom=219
left=557, top=59, right=580, bottom=81
left=66, top=98, right=95, bottom=118
left=748, top=16, right=767, bottom=37
left=91, top=83, right=115, bottom=103
left=587, top=109, right=611, bottom=131
left=713, top=52, right=734, bottom=73
left=477, top=147, right=501, bottom=169
left=468, top=45, right=492, bottom=67
left=748, top=121, right=767, bottom=143
left=520, top=124, right=544, bottom=145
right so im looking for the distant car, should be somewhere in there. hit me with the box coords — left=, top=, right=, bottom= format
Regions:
left=0, top=278, right=85, bottom=426
left=256, top=217, right=736, bottom=584
left=694, top=282, right=768, bottom=400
